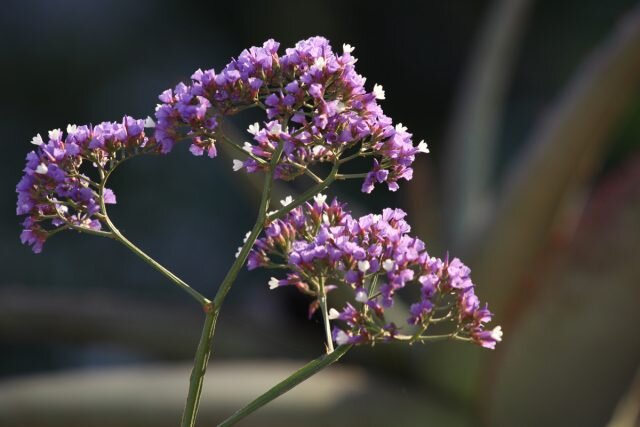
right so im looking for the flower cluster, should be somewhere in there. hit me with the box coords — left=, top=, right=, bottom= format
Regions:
left=154, top=37, right=428, bottom=191
left=16, top=117, right=156, bottom=252
left=249, top=195, right=502, bottom=349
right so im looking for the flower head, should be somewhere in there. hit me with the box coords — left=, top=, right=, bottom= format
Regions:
left=249, top=197, right=501, bottom=348
left=16, top=117, right=156, bottom=252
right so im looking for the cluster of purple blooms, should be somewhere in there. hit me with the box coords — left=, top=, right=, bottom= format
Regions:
left=248, top=195, right=502, bottom=349
left=16, top=117, right=155, bottom=252
left=154, top=36, right=428, bottom=191
left=16, top=36, right=501, bottom=351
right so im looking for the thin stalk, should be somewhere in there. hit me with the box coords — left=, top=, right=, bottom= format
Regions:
left=217, top=345, right=352, bottom=427
left=268, top=161, right=340, bottom=221
left=109, top=224, right=210, bottom=306
left=181, top=311, right=216, bottom=427
left=318, top=276, right=334, bottom=354
left=180, top=141, right=286, bottom=427
left=98, top=164, right=209, bottom=307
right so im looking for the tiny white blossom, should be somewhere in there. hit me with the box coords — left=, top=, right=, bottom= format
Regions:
left=357, top=260, right=370, bottom=273
left=342, top=43, right=355, bottom=54
left=242, top=230, right=252, bottom=243
left=144, top=116, right=156, bottom=128
left=312, top=145, right=325, bottom=156
left=280, top=195, right=293, bottom=207
left=57, top=204, right=69, bottom=214
left=235, top=246, right=242, bottom=258
left=269, top=123, right=282, bottom=136
left=48, top=129, right=62, bottom=141
left=491, top=326, right=503, bottom=342
left=382, top=259, right=395, bottom=272
left=355, top=288, right=368, bottom=303
left=66, top=124, right=77, bottom=134
left=242, top=142, right=253, bottom=152
left=268, top=277, right=280, bottom=290
left=35, top=163, right=48, bottom=174
left=417, top=140, right=430, bottom=153
left=232, top=159, right=244, bottom=172
left=314, top=56, right=326, bottom=69
left=247, top=122, right=260, bottom=135
left=31, top=134, right=44, bottom=146
left=266, top=209, right=278, bottom=216
left=328, top=308, right=341, bottom=320
left=314, top=193, right=327, bottom=204
left=395, top=123, right=407, bottom=133
left=336, top=101, right=347, bottom=113
left=373, top=84, right=386, bottom=100
left=322, top=213, right=330, bottom=224
left=335, top=330, right=350, bottom=346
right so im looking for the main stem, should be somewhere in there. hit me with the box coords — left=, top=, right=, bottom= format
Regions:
left=180, top=142, right=286, bottom=427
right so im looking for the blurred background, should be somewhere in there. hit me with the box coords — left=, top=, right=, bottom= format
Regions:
left=1, top=1, right=640, bottom=426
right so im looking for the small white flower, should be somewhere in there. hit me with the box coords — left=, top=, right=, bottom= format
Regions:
left=312, top=145, right=325, bottom=156
left=280, top=195, right=293, bottom=207
left=336, top=101, right=347, bottom=113
left=491, top=326, right=503, bottom=342
left=417, top=140, right=430, bottom=153
left=314, top=193, right=327, bottom=204
left=328, top=308, right=341, bottom=320
left=232, top=159, right=244, bottom=172
left=322, top=213, right=330, bottom=224
left=66, top=124, right=77, bottom=134
left=269, top=123, right=282, bottom=136
left=395, top=123, right=407, bottom=133
left=242, top=142, right=253, bottom=152
left=335, top=330, right=350, bottom=346
left=31, top=134, right=44, bottom=146
left=342, top=43, right=355, bottom=54
left=242, top=230, right=252, bottom=243
left=357, top=260, right=370, bottom=273
left=268, top=277, right=280, bottom=290
left=373, top=84, right=386, bottom=100
left=48, top=129, right=62, bottom=141
left=314, top=56, right=326, bottom=70
left=235, top=246, right=242, bottom=258
left=355, top=289, right=368, bottom=303
left=144, top=116, right=156, bottom=128
left=382, top=259, right=395, bottom=272
left=57, top=204, right=68, bottom=214
left=247, top=122, right=260, bottom=135
left=266, top=209, right=278, bottom=216
left=35, top=163, right=48, bottom=174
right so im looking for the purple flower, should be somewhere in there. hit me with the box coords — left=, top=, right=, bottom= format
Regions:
left=152, top=37, right=427, bottom=190
left=17, top=117, right=157, bottom=252
left=249, top=196, right=501, bottom=348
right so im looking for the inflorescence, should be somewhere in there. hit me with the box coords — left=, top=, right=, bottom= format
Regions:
left=249, top=195, right=502, bottom=349
left=16, top=36, right=500, bottom=350
left=16, top=117, right=156, bottom=252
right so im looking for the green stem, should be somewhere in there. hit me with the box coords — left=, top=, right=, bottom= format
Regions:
left=97, top=163, right=209, bottom=307
left=181, top=311, right=216, bottom=427
left=180, top=141, right=286, bottom=427
left=268, top=161, right=340, bottom=221
left=217, top=345, right=352, bottom=427
left=109, top=224, right=210, bottom=306
left=335, top=172, right=368, bottom=180
left=318, top=276, right=334, bottom=354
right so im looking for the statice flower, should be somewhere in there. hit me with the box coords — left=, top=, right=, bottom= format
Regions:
left=248, top=194, right=501, bottom=348
left=16, top=117, right=157, bottom=252
left=155, top=37, right=428, bottom=192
